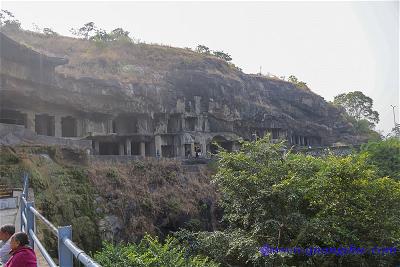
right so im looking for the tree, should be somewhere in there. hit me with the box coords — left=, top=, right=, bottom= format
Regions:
left=288, top=75, right=308, bottom=89
left=109, top=28, right=131, bottom=41
left=288, top=75, right=298, bottom=84
left=177, top=136, right=400, bottom=266
left=70, top=22, right=96, bottom=39
left=196, top=45, right=210, bottom=54
left=333, top=91, right=379, bottom=125
left=212, top=50, right=232, bottom=62
left=43, top=28, right=58, bottom=37
left=391, top=123, right=400, bottom=138
left=361, top=138, right=400, bottom=179
left=0, top=9, right=21, bottom=29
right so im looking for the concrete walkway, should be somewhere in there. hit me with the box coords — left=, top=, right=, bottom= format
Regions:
left=0, top=194, right=49, bottom=267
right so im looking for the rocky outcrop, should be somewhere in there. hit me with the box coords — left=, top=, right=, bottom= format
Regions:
left=0, top=28, right=360, bottom=154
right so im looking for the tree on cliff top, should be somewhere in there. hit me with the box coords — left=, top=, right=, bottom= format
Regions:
left=196, top=45, right=211, bottom=54
left=212, top=50, right=232, bottom=62
left=0, top=9, right=21, bottom=30
left=288, top=75, right=308, bottom=90
left=334, top=91, right=379, bottom=125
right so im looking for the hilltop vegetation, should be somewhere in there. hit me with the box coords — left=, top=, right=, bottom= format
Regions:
left=1, top=23, right=241, bottom=83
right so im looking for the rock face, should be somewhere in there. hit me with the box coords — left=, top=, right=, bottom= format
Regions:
left=0, top=29, right=358, bottom=157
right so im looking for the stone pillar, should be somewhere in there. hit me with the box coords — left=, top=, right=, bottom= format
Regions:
left=55, top=115, right=62, bottom=137
left=155, top=135, right=162, bottom=158
left=194, top=96, right=201, bottom=114
left=181, top=117, right=186, bottom=132
left=25, top=112, right=35, bottom=131
left=107, top=119, right=113, bottom=134
left=75, top=119, right=82, bottom=137
left=140, top=142, right=146, bottom=157
left=126, top=139, right=132, bottom=156
left=94, top=141, right=100, bottom=155
left=200, top=141, right=206, bottom=157
left=119, top=142, right=125, bottom=155
left=190, top=143, right=195, bottom=157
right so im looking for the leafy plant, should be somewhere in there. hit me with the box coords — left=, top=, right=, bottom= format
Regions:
left=178, top=136, right=400, bottom=266
left=94, top=234, right=219, bottom=267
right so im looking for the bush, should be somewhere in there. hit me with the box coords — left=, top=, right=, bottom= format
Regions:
left=94, top=234, right=219, bottom=267
left=177, top=136, right=400, bottom=266
left=361, top=138, right=400, bottom=179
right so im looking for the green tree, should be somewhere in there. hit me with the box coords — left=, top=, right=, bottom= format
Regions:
left=212, top=51, right=232, bottom=62
left=94, top=234, right=219, bottom=267
left=177, top=136, right=400, bottom=266
left=43, top=28, right=58, bottom=37
left=288, top=75, right=308, bottom=89
left=288, top=75, right=298, bottom=84
left=108, top=27, right=131, bottom=42
left=334, top=91, right=379, bottom=125
left=70, top=22, right=96, bottom=39
left=391, top=123, right=400, bottom=138
left=0, top=9, right=21, bottom=29
left=196, top=45, right=210, bottom=54
left=360, top=138, right=400, bottom=179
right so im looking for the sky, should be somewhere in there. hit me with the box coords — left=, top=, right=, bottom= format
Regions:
left=1, top=1, right=399, bottom=134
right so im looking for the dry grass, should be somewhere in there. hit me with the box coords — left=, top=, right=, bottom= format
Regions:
left=88, top=158, right=219, bottom=241
left=2, top=27, right=238, bottom=84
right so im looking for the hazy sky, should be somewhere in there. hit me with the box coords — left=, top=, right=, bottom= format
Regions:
left=2, top=1, right=399, bottom=134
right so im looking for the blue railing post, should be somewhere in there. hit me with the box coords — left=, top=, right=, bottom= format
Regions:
left=20, top=195, right=25, bottom=232
left=26, top=201, right=35, bottom=249
left=22, top=173, right=29, bottom=198
left=58, top=226, right=73, bottom=267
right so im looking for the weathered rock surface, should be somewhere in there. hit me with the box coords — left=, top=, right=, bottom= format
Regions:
left=0, top=28, right=361, bottom=151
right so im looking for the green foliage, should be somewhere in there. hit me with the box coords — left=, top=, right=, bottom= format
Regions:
left=178, top=137, right=400, bottom=266
left=0, top=147, right=101, bottom=253
left=348, top=117, right=382, bottom=141
left=288, top=75, right=308, bottom=89
left=94, top=234, right=219, bottom=267
left=195, top=45, right=232, bottom=62
left=361, top=138, right=400, bottom=179
left=195, top=45, right=210, bottom=54
left=391, top=123, right=400, bottom=138
left=71, top=22, right=132, bottom=44
left=42, top=27, right=58, bottom=37
left=0, top=9, right=21, bottom=29
left=334, top=91, right=379, bottom=125
left=212, top=51, right=232, bottom=62
left=70, top=22, right=96, bottom=39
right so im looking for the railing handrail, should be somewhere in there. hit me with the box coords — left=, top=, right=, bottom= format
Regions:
left=20, top=173, right=101, bottom=267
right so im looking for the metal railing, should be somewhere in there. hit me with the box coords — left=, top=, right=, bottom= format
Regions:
left=20, top=173, right=101, bottom=267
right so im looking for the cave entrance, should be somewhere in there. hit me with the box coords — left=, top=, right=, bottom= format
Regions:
left=131, top=142, right=140, bottom=155
left=167, top=114, right=181, bottom=133
left=61, top=116, right=77, bottom=137
left=162, top=145, right=174, bottom=158
left=0, top=109, right=26, bottom=126
left=99, top=142, right=119, bottom=155
left=114, top=114, right=138, bottom=134
left=184, top=144, right=192, bottom=157
left=35, top=114, right=55, bottom=136
left=209, top=136, right=233, bottom=154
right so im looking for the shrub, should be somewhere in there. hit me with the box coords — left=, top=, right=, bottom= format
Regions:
left=94, top=234, right=219, bottom=267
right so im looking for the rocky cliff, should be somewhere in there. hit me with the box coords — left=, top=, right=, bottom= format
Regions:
left=1, top=27, right=360, bottom=145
